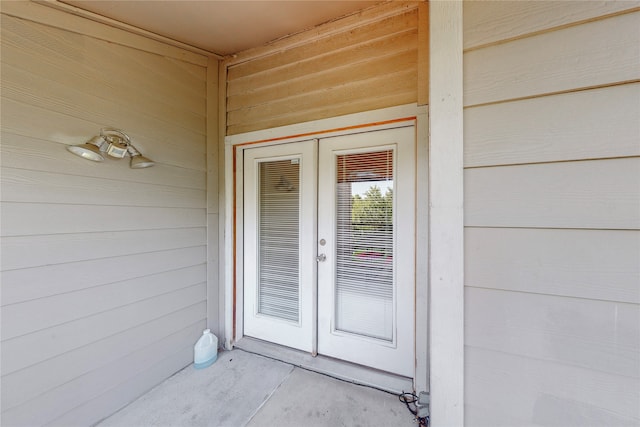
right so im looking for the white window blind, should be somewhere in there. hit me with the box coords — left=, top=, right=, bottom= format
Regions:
left=257, top=159, right=300, bottom=322
left=335, top=150, right=394, bottom=341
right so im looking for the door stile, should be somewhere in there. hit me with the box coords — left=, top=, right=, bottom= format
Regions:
left=312, top=138, right=320, bottom=358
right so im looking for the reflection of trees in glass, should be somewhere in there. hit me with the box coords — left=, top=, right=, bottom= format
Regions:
left=352, top=185, right=393, bottom=228
left=351, top=185, right=393, bottom=259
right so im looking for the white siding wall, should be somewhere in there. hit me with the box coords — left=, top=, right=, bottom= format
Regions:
left=0, top=5, right=209, bottom=426
left=463, top=2, right=640, bottom=426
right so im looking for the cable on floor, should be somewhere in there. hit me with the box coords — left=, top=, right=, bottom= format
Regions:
left=235, top=347, right=425, bottom=424
left=398, top=391, right=429, bottom=427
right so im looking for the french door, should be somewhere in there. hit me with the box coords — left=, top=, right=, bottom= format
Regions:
left=243, top=126, right=415, bottom=377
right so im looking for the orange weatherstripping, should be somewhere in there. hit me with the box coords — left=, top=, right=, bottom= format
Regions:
left=231, top=116, right=415, bottom=339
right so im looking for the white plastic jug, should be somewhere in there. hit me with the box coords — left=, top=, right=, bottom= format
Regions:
left=194, top=329, right=218, bottom=369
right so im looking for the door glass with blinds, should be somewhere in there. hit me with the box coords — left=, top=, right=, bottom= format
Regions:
left=243, top=140, right=316, bottom=353
left=257, top=159, right=300, bottom=321
left=335, top=150, right=394, bottom=340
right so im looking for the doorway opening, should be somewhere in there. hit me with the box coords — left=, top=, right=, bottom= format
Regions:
left=224, top=106, right=429, bottom=391
left=239, top=125, right=415, bottom=377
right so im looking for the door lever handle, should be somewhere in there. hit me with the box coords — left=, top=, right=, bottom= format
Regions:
left=316, top=253, right=326, bottom=262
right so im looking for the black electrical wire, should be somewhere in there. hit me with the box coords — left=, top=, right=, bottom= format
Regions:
left=398, top=392, right=418, bottom=416
left=398, top=391, right=429, bottom=427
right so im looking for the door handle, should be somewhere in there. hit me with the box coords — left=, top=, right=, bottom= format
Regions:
left=316, top=253, right=326, bottom=262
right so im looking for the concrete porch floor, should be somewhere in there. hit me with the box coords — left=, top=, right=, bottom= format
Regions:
left=97, top=349, right=416, bottom=427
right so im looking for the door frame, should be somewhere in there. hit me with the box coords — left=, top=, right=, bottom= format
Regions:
left=224, top=103, right=429, bottom=390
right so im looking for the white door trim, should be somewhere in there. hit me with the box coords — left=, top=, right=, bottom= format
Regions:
left=224, top=103, right=428, bottom=389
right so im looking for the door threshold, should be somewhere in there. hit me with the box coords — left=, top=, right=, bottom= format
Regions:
left=233, top=337, right=413, bottom=394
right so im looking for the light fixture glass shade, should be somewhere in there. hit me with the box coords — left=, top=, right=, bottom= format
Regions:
left=67, top=137, right=105, bottom=161
left=130, top=154, right=155, bottom=168
left=127, top=143, right=154, bottom=168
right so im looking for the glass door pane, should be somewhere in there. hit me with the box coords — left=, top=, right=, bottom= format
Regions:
left=258, top=159, right=300, bottom=322
left=335, top=150, right=394, bottom=341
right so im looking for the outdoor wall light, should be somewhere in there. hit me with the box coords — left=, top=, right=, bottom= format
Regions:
left=67, top=128, right=155, bottom=168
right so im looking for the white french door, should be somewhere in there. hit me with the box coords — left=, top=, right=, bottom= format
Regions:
left=243, top=141, right=317, bottom=352
left=243, top=126, right=415, bottom=377
left=317, top=126, right=415, bottom=377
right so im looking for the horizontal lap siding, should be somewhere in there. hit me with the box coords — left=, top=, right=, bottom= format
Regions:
left=464, top=11, right=639, bottom=107
left=0, top=11, right=208, bottom=427
left=226, top=8, right=419, bottom=135
left=463, top=3, right=640, bottom=426
left=464, top=0, right=640, bottom=50
left=465, top=158, right=640, bottom=230
left=464, top=83, right=640, bottom=167
left=466, top=228, right=640, bottom=304
left=466, top=347, right=640, bottom=426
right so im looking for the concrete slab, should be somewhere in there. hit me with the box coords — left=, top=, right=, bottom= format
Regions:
left=97, top=349, right=416, bottom=427
left=97, top=350, right=294, bottom=427
left=246, top=368, right=415, bottom=427
left=235, top=337, right=413, bottom=393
